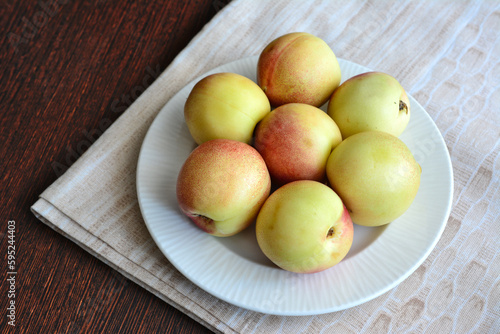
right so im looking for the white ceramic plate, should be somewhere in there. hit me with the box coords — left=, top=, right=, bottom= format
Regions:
left=136, top=56, right=453, bottom=316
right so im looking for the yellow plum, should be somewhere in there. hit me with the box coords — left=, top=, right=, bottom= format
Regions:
left=257, top=32, right=341, bottom=108
left=328, top=72, right=411, bottom=138
left=326, top=131, right=421, bottom=227
left=256, top=180, right=353, bottom=273
left=184, top=73, right=271, bottom=145
left=177, top=139, right=271, bottom=236
left=254, top=103, right=342, bottom=185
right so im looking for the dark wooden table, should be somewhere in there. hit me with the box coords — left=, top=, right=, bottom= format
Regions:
left=1, top=1, right=230, bottom=332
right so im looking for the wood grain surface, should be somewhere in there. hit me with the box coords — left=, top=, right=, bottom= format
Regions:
left=1, top=1, right=229, bottom=333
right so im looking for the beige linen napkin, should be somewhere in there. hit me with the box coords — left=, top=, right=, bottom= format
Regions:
left=32, top=0, right=500, bottom=333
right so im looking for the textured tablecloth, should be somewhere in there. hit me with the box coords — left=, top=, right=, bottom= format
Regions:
left=32, top=0, right=500, bottom=333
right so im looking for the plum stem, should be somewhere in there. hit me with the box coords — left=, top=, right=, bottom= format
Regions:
left=399, top=100, right=409, bottom=114
left=193, top=213, right=211, bottom=221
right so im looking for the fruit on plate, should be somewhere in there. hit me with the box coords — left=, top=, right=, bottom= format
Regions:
left=257, top=32, right=341, bottom=108
left=184, top=72, right=271, bottom=145
left=256, top=180, right=353, bottom=273
left=326, top=131, right=421, bottom=227
left=254, top=103, right=342, bottom=185
left=327, top=71, right=411, bottom=138
left=176, top=139, right=271, bottom=237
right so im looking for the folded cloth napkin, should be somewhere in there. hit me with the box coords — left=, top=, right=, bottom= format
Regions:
left=32, top=0, right=500, bottom=333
